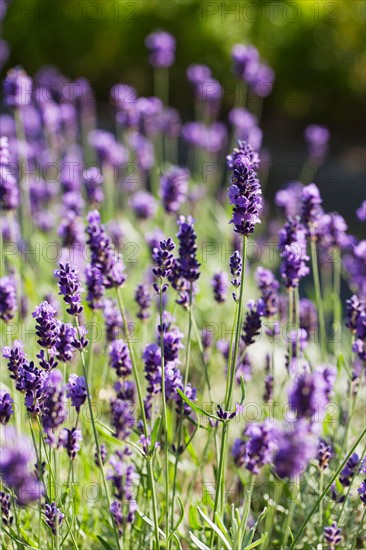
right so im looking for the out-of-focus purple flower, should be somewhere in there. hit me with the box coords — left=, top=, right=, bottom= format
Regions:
left=67, top=374, right=87, bottom=412
left=232, top=44, right=259, bottom=79
left=110, top=83, right=137, bottom=110
left=58, top=428, right=82, bottom=460
left=273, top=420, right=317, bottom=479
left=109, top=340, right=132, bottom=379
left=129, top=190, right=157, bottom=220
left=0, top=276, right=17, bottom=322
left=263, top=374, right=273, bottom=402
left=211, top=272, right=229, bottom=303
left=54, top=262, right=83, bottom=317
left=0, top=390, right=13, bottom=424
left=0, top=491, right=13, bottom=526
left=4, top=67, right=32, bottom=107
left=317, top=439, right=333, bottom=470
left=301, top=183, right=323, bottom=239
left=160, top=166, right=189, bottom=214
left=95, top=444, right=108, bottom=467
left=187, top=64, right=212, bottom=85
left=324, top=522, right=342, bottom=549
left=103, top=299, right=123, bottom=342
left=161, top=107, right=181, bottom=138
left=88, top=130, right=128, bottom=167
left=275, top=182, right=303, bottom=218
left=288, top=369, right=331, bottom=421
left=299, top=298, right=317, bottom=337
left=242, top=299, right=264, bottom=346
left=128, top=132, right=154, bottom=171
left=227, top=141, right=262, bottom=236
left=182, top=122, right=228, bottom=153
left=231, top=44, right=274, bottom=96
left=145, top=31, right=176, bottom=68
left=229, top=108, right=262, bottom=150
left=0, top=427, right=43, bottom=504
left=86, top=210, right=126, bottom=289
left=136, top=97, right=164, bottom=137
left=356, top=200, right=366, bottom=222
left=32, top=301, right=59, bottom=349
left=108, top=449, right=138, bottom=531
left=232, top=438, right=247, bottom=467
left=57, top=212, right=85, bottom=248
left=319, top=212, right=350, bottom=251
left=41, top=370, right=68, bottom=444
left=134, top=284, right=151, bottom=321
left=2, top=339, right=27, bottom=382
left=255, top=267, right=279, bottom=317
left=242, top=420, right=277, bottom=474
left=343, top=240, right=366, bottom=296
left=278, top=217, right=309, bottom=288
left=161, top=327, right=184, bottom=363
left=83, top=166, right=104, bottom=206
left=44, top=502, right=65, bottom=535
left=111, top=399, right=135, bottom=440
left=0, top=136, right=19, bottom=211
left=304, top=124, right=329, bottom=160
left=339, top=453, right=359, bottom=487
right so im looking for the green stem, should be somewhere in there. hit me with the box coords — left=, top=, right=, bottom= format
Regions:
left=263, top=479, right=283, bottom=549
left=319, top=469, right=324, bottom=530
left=209, top=422, right=228, bottom=548
left=158, top=284, right=170, bottom=542
left=333, top=247, right=342, bottom=358
left=350, top=507, right=366, bottom=550
left=310, top=240, right=326, bottom=360
left=115, top=288, right=160, bottom=549
left=291, top=427, right=366, bottom=549
left=74, top=318, right=121, bottom=550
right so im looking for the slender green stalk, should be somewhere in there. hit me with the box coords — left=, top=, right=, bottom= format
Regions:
left=236, top=473, right=254, bottom=548
left=319, top=468, right=324, bottom=530
left=333, top=247, right=342, bottom=358
left=350, top=507, right=366, bottom=550
left=115, top=288, right=160, bottom=549
left=14, top=108, right=32, bottom=237
left=282, top=495, right=296, bottom=548
left=209, top=421, right=228, bottom=548
left=154, top=67, right=169, bottom=105
left=75, top=318, right=121, bottom=550
left=291, top=427, right=366, bottom=549
left=310, top=239, right=326, bottom=360
left=158, top=283, right=170, bottom=541
left=263, top=479, right=283, bottom=549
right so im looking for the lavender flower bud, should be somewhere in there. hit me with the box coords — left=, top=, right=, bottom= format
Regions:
left=211, top=272, right=229, bottom=303
left=324, top=522, right=342, bottom=549
left=66, top=374, right=87, bottom=413
left=0, top=276, right=17, bottom=322
left=0, top=390, right=14, bottom=424
left=58, top=428, right=82, bottom=460
left=32, top=301, right=59, bottom=349
left=109, top=340, right=132, bottom=378
left=134, top=283, right=151, bottom=320
left=44, top=502, right=65, bottom=535
left=54, top=263, right=84, bottom=317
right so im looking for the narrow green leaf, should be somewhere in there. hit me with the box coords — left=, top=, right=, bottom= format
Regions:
left=189, top=504, right=202, bottom=530
left=176, top=388, right=220, bottom=421
left=189, top=531, right=211, bottom=550
left=136, top=508, right=166, bottom=540
left=244, top=532, right=267, bottom=549
left=197, top=507, right=232, bottom=550
left=96, top=535, right=115, bottom=550
left=150, top=415, right=162, bottom=448
left=239, top=375, right=246, bottom=405
left=168, top=496, right=185, bottom=544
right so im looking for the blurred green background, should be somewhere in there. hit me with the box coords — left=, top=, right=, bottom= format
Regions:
left=2, top=0, right=366, bottom=224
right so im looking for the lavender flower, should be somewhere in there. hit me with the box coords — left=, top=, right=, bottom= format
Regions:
left=4, top=67, right=32, bottom=107
left=324, top=522, right=342, bottom=549
left=227, top=141, right=262, bottom=236
left=111, top=398, right=135, bottom=440
left=57, top=213, right=84, bottom=248
left=170, top=216, right=200, bottom=299
left=0, top=276, right=17, bottom=322
left=255, top=267, right=279, bottom=317
left=160, top=166, right=189, bottom=214
left=58, top=428, right=82, bottom=460
left=211, top=272, right=229, bottom=303
left=232, top=438, right=247, bottom=467
left=83, top=166, right=104, bottom=205
left=109, top=340, right=132, bottom=378
left=230, top=250, right=242, bottom=299
left=339, top=453, right=359, bottom=487
left=54, top=262, right=83, bottom=316
left=0, top=491, right=13, bottom=526
left=299, top=298, right=318, bottom=336
left=129, top=191, right=157, bottom=220
left=66, top=374, right=87, bottom=413
left=32, top=301, right=59, bottom=349
left=358, top=480, right=366, bottom=505
left=278, top=217, right=309, bottom=288
left=86, top=210, right=126, bottom=289
left=85, top=265, right=105, bottom=310
left=356, top=200, right=366, bottom=222
left=145, top=31, right=176, bottom=68
left=243, top=420, right=277, bottom=474
left=104, top=299, right=123, bottom=342
left=54, top=323, right=77, bottom=362
left=108, top=449, right=138, bottom=532
left=0, top=428, right=43, bottom=504
left=301, top=183, right=323, bottom=239
left=288, top=370, right=330, bottom=421
left=273, top=421, right=317, bottom=479
left=152, top=238, right=175, bottom=293
left=134, top=283, right=151, bottom=320
left=275, top=181, right=303, bottom=218
left=95, top=444, right=108, bottom=467
left=304, top=124, right=329, bottom=160
left=317, top=439, right=333, bottom=470
left=346, top=295, right=366, bottom=362
left=242, top=299, right=264, bottom=346
left=41, top=370, right=68, bottom=444
left=0, top=390, right=13, bottom=424
left=44, top=502, right=65, bottom=535
left=0, top=136, right=19, bottom=211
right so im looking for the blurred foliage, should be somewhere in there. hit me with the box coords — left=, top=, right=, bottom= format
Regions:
left=3, top=0, right=365, bottom=133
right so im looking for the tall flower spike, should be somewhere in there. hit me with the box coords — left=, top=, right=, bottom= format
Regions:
left=301, top=183, right=323, bottom=239
left=278, top=216, right=309, bottom=288
left=211, top=272, right=229, bottom=304
left=169, top=216, right=200, bottom=305
left=44, top=503, right=65, bottom=535
left=152, top=238, right=175, bottom=294
left=227, top=141, right=262, bottom=236
left=160, top=166, right=189, bottom=214
left=0, top=276, right=17, bottom=322
left=134, top=283, right=151, bottom=320
left=0, top=136, right=19, bottom=211
left=0, top=390, right=14, bottom=425
left=54, top=263, right=83, bottom=316
left=323, top=522, right=342, bottom=550
left=32, top=301, right=59, bottom=349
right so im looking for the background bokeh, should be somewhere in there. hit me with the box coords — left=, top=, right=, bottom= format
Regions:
left=2, top=0, right=366, bottom=229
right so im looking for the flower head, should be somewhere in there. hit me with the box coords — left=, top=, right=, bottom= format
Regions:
left=0, top=276, right=17, bottom=322
left=145, top=31, right=176, bottom=68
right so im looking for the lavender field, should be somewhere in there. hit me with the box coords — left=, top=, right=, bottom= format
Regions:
left=0, top=5, right=366, bottom=550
